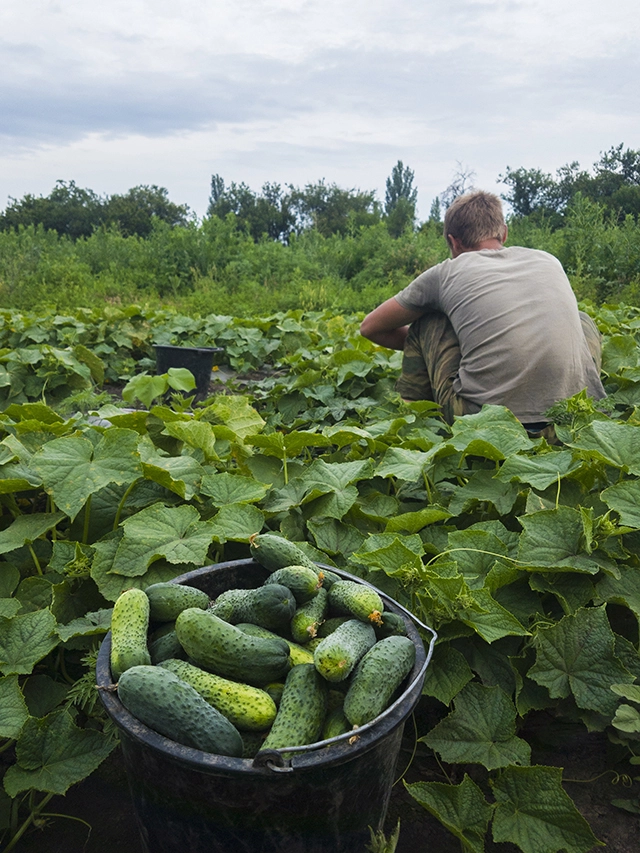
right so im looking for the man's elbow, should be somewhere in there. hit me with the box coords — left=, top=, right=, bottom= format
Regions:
left=360, top=315, right=375, bottom=340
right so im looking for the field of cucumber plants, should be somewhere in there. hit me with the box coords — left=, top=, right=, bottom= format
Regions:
left=0, top=302, right=639, bottom=852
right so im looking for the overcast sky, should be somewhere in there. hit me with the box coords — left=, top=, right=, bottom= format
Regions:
left=2, top=0, right=639, bottom=220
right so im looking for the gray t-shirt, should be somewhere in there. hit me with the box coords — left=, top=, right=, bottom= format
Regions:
left=395, top=246, right=605, bottom=422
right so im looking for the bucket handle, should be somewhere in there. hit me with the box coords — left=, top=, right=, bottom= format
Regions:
left=252, top=590, right=437, bottom=771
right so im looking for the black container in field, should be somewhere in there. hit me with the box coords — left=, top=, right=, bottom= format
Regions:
left=97, top=559, right=436, bottom=853
left=154, top=344, right=224, bottom=399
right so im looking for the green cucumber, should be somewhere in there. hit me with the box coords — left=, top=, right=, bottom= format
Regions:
left=145, top=582, right=209, bottom=622
left=117, top=664, right=243, bottom=757
left=313, top=619, right=377, bottom=683
left=148, top=623, right=186, bottom=665
left=264, top=565, right=322, bottom=604
left=175, top=607, right=291, bottom=685
left=343, top=636, right=416, bottom=726
left=260, top=663, right=328, bottom=750
left=209, top=584, right=296, bottom=633
left=328, top=580, right=384, bottom=626
left=235, top=623, right=315, bottom=666
left=249, top=533, right=318, bottom=573
left=322, top=706, right=352, bottom=740
left=317, top=615, right=350, bottom=638
left=159, top=658, right=277, bottom=731
left=374, top=611, right=407, bottom=639
left=110, top=588, right=152, bottom=681
left=290, top=587, right=328, bottom=643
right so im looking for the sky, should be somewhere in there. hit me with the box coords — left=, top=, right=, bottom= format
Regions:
left=1, top=0, right=640, bottom=220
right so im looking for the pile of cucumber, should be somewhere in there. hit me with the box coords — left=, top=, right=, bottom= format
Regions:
left=108, top=534, right=416, bottom=760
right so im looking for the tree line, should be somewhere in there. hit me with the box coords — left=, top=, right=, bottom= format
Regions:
left=1, top=146, right=639, bottom=244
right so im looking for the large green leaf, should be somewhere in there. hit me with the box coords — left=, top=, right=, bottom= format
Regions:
left=0, top=512, right=65, bottom=554
left=0, top=675, right=29, bottom=739
left=600, top=480, right=640, bottom=528
left=200, top=471, right=269, bottom=505
left=517, top=507, right=604, bottom=574
left=0, top=609, right=58, bottom=675
left=139, top=435, right=202, bottom=500
left=422, top=682, right=531, bottom=770
left=32, top=429, right=142, bottom=520
left=566, top=419, right=640, bottom=475
left=448, top=470, right=520, bottom=517
left=4, top=709, right=116, bottom=796
left=496, top=450, right=582, bottom=490
left=112, top=504, right=216, bottom=576
left=422, top=644, right=474, bottom=705
left=406, top=774, right=493, bottom=853
left=490, top=765, right=603, bottom=853
left=528, top=606, right=634, bottom=715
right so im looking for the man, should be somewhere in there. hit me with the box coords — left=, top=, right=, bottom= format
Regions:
left=360, top=190, right=606, bottom=432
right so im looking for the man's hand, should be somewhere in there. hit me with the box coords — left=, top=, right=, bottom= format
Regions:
left=360, top=297, right=423, bottom=350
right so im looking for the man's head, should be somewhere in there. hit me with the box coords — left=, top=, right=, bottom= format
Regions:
left=444, top=190, right=507, bottom=253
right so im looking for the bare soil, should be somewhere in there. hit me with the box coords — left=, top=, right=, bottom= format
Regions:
left=11, top=703, right=639, bottom=853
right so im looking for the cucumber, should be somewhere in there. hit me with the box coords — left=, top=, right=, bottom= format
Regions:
left=249, top=533, right=319, bottom=573
left=175, top=607, right=291, bottom=685
left=208, top=588, right=247, bottom=621
left=317, top=615, right=350, bottom=638
left=264, top=565, right=322, bottom=604
left=145, top=582, right=209, bottom=622
left=328, top=580, right=384, bottom=626
left=242, top=731, right=267, bottom=759
left=322, top=706, right=351, bottom=740
left=317, top=569, right=342, bottom=590
left=148, top=623, right=186, bottom=665
left=235, top=623, right=315, bottom=666
left=313, top=619, right=377, bottom=683
left=117, top=665, right=243, bottom=757
left=263, top=681, right=285, bottom=707
left=110, top=587, right=152, bottom=681
left=260, top=663, right=328, bottom=751
left=290, top=587, right=328, bottom=644
left=209, top=585, right=296, bottom=633
left=343, top=636, right=416, bottom=726
left=159, top=658, right=277, bottom=731
left=374, top=611, right=407, bottom=639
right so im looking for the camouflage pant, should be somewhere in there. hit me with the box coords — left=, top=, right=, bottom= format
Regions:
left=395, top=310, right=602, bottom=426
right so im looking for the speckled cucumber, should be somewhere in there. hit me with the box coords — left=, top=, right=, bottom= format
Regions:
left=291, top=589, right=329, bottom=644
left=328, top=580, right=384, bottom=626
left=110, top=588, right=152, bottom=681
left=249, top=533, right=319, bottom=573
left=317, top=615, right=350, bottom=638
left=260, top=663, right=328, bottom=751
left=290, top=587, right=329, bottom=644
left=117, top=664, right=243, bottom=757
left=159, top=658, right=277, bottom=731
left=343, top=636, right=416, bottom=726
left=322, top=706, right=352, bottom=740
left=235, top=623, right=314, bottom=666
left=175, top=607, right=291, bottom=685
left=313, top=619, right=377, bottom=683
left=264, top=565, right=322, bottom=604
left=148, top=623, right=186, bottom=665
left=209, top=584, right=296, bottom=633
left=374, top=611, right=407, bottom=639
left=145, top=582, right=209, bottom=623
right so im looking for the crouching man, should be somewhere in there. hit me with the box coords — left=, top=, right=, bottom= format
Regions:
left=360, top=190, right=606, bottom=435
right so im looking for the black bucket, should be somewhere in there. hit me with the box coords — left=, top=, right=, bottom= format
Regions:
left=154, top=345, right=224, bottom=399
left=97, top=559, right=436, bottom=853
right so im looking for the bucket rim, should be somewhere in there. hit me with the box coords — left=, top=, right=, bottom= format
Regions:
left=97, top=559, right=437, bottom=774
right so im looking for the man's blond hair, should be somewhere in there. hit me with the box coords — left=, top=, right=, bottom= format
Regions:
left=443, top=190, right=506, bottom=249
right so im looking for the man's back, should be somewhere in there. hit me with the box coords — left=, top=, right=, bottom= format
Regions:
left=395, top=246, right=605, bottom=421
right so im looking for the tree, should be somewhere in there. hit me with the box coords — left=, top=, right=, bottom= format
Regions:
left=103, top=185, right=190, bottom=237
left=0, top=180, right=103, bottom=239
left=384, top=161, right=418, bottom=238
left=207, top=177, right=296, bottom=242
left=440, top=163, right=476, bottom=209
left=289, top=181, right=380, bottom=237
left=498, top=166, right=558, bottom=217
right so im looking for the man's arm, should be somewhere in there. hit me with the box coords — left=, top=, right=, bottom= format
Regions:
left=360, top=297, right=423, bottom=350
